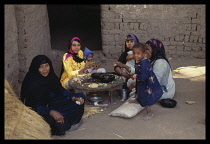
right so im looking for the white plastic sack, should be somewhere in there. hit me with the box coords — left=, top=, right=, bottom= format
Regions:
left=109, top=91, right=144, bottom=118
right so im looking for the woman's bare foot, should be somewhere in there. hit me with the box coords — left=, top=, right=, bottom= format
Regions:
left=142, top=112, right=154, bottom=120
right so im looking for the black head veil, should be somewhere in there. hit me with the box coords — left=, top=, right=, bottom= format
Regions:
left=20, top=55, right=62, bottom=107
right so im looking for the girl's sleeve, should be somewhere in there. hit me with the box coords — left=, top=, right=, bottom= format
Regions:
left=62, top=54, right=80, bottom=78
left=62, top=52, right=86, bottom=79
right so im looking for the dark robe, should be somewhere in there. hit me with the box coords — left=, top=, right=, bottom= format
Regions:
left=20, top=55, right=85, bottom=136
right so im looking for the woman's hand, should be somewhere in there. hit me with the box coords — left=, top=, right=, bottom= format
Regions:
left=114, top=66, right=123, bottom=75
left=132, top=74, right=137, bottom=79
left=145, top=49, right=152, bottom=59
left=93, top=64, right=99, bottom=70
left=126, top=54, right=134, bottom=61
left=79, top=62, right=91, bottom=74
left=84, top=61, right=91, bottom=69
left=49, top=110, right=64, bottom=124
left=72, top=97, right=85, bottom=105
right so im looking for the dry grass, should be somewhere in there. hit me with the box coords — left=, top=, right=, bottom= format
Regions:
left=4, top=80, right=51, bottom=139
left=83, top=105, right=102, bottom=119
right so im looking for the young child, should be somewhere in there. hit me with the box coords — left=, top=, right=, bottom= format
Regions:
left=130, top=43, right=163, bottom=120
left=83, top=47, right=106, bottom=74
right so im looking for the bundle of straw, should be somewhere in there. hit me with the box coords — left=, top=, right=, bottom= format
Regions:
left=4, top=80, right=51, bottom=139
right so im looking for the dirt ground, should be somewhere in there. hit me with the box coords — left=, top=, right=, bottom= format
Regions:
left=52, top=56, right=205, bottom=140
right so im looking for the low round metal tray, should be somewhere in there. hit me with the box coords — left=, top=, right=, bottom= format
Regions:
left=69, top=74, right=124, bottom=92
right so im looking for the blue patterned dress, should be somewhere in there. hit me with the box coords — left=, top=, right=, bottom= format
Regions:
left=135, top=59, right=163, bottom=107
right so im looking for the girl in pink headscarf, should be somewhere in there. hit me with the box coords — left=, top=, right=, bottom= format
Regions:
left=60, top=37, right=91, bottom=90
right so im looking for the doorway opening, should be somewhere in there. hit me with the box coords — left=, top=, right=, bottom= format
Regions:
left=47, top=5, right=102, bottom=52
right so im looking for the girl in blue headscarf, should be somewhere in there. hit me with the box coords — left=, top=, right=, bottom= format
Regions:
left=83, top=47, right=106, bottom=74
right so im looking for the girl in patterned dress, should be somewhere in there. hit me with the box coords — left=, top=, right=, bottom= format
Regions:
left=131, top=43, right=163, bottom=120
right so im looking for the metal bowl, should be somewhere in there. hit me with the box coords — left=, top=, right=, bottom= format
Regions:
left=88, top=96, right=103, bottom=102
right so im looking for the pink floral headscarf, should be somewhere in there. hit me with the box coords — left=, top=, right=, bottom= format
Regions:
left=65, top=37, right=81, bottom=61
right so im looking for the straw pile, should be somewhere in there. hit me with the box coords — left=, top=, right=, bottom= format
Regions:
left=4, top=80, right=51, bottom=139
left=83, top=105, right=102, bottom=119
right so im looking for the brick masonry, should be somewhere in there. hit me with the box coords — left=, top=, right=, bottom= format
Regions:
left=101, top=5, right=205, bottom=59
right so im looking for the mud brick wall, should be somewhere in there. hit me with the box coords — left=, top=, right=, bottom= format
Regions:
left=5, top=5, right=53, bottom=96
left=101, top=5, right=205, bottom=59
left=5, top=5, right=20, bottom=95
left=14, top=5, right=52, bottom=85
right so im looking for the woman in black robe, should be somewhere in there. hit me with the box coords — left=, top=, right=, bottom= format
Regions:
left=113, top=33, right=140, bottom=91
left=20, top=55, right=85, bottom=136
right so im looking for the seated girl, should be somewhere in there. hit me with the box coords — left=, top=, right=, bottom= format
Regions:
left=60, top=37, right=91, bottom=90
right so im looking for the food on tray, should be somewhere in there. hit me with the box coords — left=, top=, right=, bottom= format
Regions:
left=98, top=83, right=107, bottom=87
left=73, top=77, right=79, bottom=81
left=77, top=81, right=82, bottom=84
left=69, top=74, right=123, bottom=91
left=88, top=83, right=99, bottom=88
